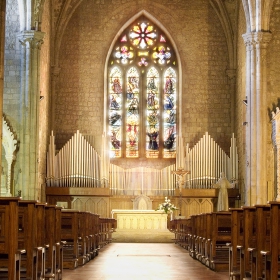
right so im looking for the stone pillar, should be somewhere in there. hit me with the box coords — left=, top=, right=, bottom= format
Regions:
left=0, top=1, right=6, bottom=192
left=242, top=31, right=271, bottom=205
left=17, top=30, right=45, bottom=200
left=272, top=108, right=280, bottom=201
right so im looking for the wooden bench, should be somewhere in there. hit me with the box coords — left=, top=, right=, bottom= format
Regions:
left=260, top=201, right=280, bottom=280
left=0, top=197, right=25, bottom=280
left=189, top=214, right=198, bottom=259
left=228, top=207, right=244, bottom=280
left=202, top=213, right=212, bottom=265
left=18, top=200, right=45, bottom=279
left=45, top=204, right=62, bottom=279
left=60, top=209, right=80, bottom=269
left=236, top=206, right=256, bottom=279
left=77, top=211, right=89, bottom=266
left=209, top=211, right=231, bottom=271
left=93, top=213, right=100, bottom=257
left=247, top=204, right=270, bottom=280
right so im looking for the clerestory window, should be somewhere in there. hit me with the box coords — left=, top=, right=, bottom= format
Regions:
left=108, top=17, right=177, bottom=159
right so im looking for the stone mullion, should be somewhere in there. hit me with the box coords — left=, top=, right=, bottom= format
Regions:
left=18, top=30, right=44, bottom=200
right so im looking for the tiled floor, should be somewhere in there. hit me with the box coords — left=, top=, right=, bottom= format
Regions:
left=62, top=243, right=229, bottom=280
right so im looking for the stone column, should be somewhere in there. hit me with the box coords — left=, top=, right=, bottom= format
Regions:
left=255, top=32, right=271, bottom=204
left=242, top=31, right=271, bottom=205
left=242, top=33, right=255, bottom=205
left=17, top=30, right=45, bottom=200
left=0, top=1, right=6, bottom=192
left=272, top=108, right=280, bottom=201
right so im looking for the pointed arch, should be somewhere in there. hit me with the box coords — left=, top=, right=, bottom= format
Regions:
left=104, top=10, right=182, bottom=139
left=105, top=10, right=182, bottom=161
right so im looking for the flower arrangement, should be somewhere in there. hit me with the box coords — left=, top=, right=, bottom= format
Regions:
left=155, top=197, right=178, bottom=214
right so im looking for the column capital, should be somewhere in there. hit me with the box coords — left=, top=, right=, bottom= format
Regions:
left=18, top=30, right=45, bottom=49
left=242, top=31, right=272, bottom=48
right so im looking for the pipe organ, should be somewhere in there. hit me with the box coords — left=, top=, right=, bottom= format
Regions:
left=46, top=130, right=101, bottom=187
left=109, top=132, right=238, bottom=194
left=46, top=131, right=238, bottom=194
left=109, top=164, right=176, bottom=196
left=185, top=132, right=238, bottom=188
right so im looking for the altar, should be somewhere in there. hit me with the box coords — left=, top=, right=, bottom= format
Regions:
left=111, top=209, right=173, bottom=243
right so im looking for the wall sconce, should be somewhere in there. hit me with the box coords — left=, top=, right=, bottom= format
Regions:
left=243, top=96, right=247, bottom=106
left=40, top=96, right=44, bottom=101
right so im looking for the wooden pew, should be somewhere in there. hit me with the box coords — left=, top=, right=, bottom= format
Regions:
left=236, top=206, right=256, bottom=279
left=178, top=218, right=190, bottom=249
left=189, top=214, right=198, bottom=259
left=92, top=213, right=100, bottom=257
left=203, top=213, right=212, bottom=266
left=261, top=201, right=280, bottom=280
left=60, top=209, right=80, bottom=269
left=228, top=207, right=243, bottom=280
left=55, top=205, right=64, bottom=280
left=209, top=211, right=231, bottom=272
left=18, top=200, right=45, bottom=279
left=45, top=204, right=62, bottom=279
left=0, top=197, right=25, bottom=280
left=195, top=214, right=204, bottom=262
left=77, top=211, right=89, bottom=266
left=34, top=202, right=48, bottom=280
left=99, top=218, right=109, bottom=248
left=85, top=212, right=94, bottom=260
left=247, top=204, right=270, bottom=280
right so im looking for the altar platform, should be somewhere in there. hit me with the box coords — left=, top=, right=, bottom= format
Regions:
left=111, top=209, right=174, bottom=243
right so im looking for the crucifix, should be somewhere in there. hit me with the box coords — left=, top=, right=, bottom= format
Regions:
left=172, top=167, right=190, bottom=216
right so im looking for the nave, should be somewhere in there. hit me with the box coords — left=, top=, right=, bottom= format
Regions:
left=63, top=243, right=228, bottom=280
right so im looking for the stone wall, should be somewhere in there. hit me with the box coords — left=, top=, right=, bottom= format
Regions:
left=55, top=0, right=231, bottom=169
left=3, top=0, right=21, bottom=131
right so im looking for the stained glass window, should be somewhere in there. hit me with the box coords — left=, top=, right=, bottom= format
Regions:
left=126, top=67, right=140, bottom=158
left=109, top=67, right=122, bottom=158
left=108, top=18, right=177, bottom=159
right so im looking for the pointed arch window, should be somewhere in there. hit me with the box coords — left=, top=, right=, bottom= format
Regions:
left=108, top=17, right=177, bottom=159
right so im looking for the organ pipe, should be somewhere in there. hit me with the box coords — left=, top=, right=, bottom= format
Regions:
left=46, top=130, right=101, bottom=187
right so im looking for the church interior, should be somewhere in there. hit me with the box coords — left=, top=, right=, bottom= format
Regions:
left=1, top=0, right=280, bottom=279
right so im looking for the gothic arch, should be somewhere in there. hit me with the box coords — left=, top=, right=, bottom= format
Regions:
left=104, top=9, right=183, bottom=141
left=209, top=0, right=236, bottom=69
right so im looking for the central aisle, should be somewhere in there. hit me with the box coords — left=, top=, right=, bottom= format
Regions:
left=62, top=243, right=228, bottom=280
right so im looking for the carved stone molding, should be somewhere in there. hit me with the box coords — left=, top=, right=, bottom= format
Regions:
left=1, top=115, right=18, bottom=196
left=18, top=30, right=45, bottom=50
